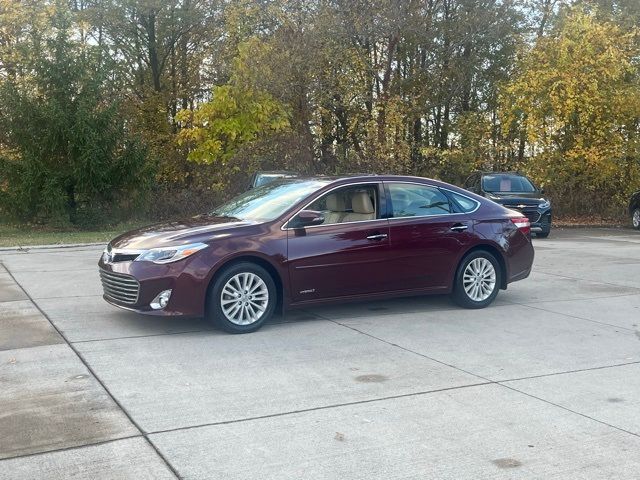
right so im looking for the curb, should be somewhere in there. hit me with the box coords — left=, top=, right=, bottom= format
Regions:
left=0, top=242, right=106, bottom=252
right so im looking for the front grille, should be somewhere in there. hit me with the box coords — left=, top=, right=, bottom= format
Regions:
left=112, top=253, right=140, bottom=262
left=99, top=269, right=140, bottom=305
left=523, top=210, right=541, bottom=224
left=504, top=205, right=541, bottom=224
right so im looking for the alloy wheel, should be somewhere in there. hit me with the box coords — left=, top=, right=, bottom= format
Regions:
left=462, top=258, right=496, bottom=302
left=220, top=272, right=269, bottom=325
left=633, top=209, right=640, bottom=229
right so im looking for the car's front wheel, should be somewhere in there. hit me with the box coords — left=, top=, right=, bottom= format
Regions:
left=207, top=262, right=276, bottom=333
left=632, top=208, right=640, bottom=230
left=452, top=251, right=501, bottom=309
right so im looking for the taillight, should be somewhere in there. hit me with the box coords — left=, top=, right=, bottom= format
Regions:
left=511, top=216, right=531, bottom=235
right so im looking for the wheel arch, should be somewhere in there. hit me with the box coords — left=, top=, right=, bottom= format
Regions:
left=205, top=255, right=285, bottom=315
left=456, top=244, right=508, bottom=290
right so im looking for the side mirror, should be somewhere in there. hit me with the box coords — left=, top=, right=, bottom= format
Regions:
left=540, top=188, right=545, bottom=194
left=291, top=210, right=325, bottom=228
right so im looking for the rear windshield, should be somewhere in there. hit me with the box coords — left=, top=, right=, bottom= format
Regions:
left=482, top=174, right=536, bottom=193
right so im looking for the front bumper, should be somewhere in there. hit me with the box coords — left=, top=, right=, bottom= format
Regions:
left=98, top=258, right=208, bottom=317
left=503, top=205, right=552, bottom=233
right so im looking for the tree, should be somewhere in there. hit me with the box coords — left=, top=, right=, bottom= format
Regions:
left=0, top=3, right=150, bottom=225
left=176, top=39, right=290, bottom=186
left=501, top=8, right=640, bottom=215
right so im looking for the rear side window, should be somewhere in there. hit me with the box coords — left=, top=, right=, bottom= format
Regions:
left=447, top=191, right=480, bottom=213
left=388, top=183, right=451, bottom=218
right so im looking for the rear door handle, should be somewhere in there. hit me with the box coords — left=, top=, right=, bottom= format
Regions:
left=450, top=223, right=468, bottom=232
left=366, top=233, right=388, bottom=241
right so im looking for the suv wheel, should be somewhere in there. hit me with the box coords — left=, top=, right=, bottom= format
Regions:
left=207, top=262, right=276, bottom=333
left=452, top=251, right=501, bottom=309
left=632, top=208, right=640, bottom=230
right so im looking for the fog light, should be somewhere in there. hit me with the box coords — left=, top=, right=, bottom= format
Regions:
left=150, top=289, right=172, bottom=310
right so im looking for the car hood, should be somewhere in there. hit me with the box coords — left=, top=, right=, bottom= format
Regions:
left=109, top=215, right=257, bottom=250
left=487, top=192, right=546, bottom=207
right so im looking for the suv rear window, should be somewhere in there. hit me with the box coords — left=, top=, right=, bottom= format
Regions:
left=482, top=174, right=536, bottom=193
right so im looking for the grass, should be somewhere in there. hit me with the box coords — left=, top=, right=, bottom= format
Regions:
left=0, top=220, right=152, bottom=248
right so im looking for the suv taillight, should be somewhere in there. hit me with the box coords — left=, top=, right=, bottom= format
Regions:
left=511, top=216, right=531, bottom=235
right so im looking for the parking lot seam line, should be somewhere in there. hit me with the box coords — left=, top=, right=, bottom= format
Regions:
left=67, top=317, right=325, bottom=345
left=324, top=316, right=490, bottom=380
left=70, top=329, right=214, bottom=344
left=2, top=265, right=184, bottom=480
left=0, top=298, right=35, bottom=306
left=328, top=312, right=640, bottom=385
left=326, top=314, right=640, bottom=441
left=0, top=434, right=142, bottom=463
left=534, top=270, right=640, bottom=292
left=304, top=299, right=517, bottom=321
left=498, top=383, right=640, bottom=439
left=514, top=302, right=639, bottom=332
left=496, top=360, right=640, bottom=383
left=145, top=381, right=494, bottom=436
left=520, top=291, right=640, bottom=306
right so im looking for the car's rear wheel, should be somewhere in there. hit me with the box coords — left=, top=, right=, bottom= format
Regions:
left=452, top=251, right=501, bottom=309
left=207, top=262, right=276, bottom=333
left=632, top=208, right=640, bottom=230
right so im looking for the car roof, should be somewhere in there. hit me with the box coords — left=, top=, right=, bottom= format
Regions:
left=477, top=171, right=526, bottom=177
left=278, top=174, right=455, bottom=188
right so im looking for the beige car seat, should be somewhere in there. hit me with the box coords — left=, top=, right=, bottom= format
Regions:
left=323, top=193, right=347, bottom=224
left=342, top=191, right=375, bottom=222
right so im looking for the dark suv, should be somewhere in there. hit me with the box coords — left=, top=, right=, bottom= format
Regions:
left=630, top=190, right=640, bottom=230
left=464, top=172, right=552, bottom=238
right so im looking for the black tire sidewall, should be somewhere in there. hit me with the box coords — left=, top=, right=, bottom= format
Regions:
left=207, top=262, right=277, bottom=333
left=453, top=251, right=501, bottom=309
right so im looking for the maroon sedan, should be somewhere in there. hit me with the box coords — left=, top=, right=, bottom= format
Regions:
left=99, top=175, right=534, bottom=333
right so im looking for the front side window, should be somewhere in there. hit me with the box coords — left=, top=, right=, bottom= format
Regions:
left=299, top=184, right=380, bottom=226
left=388, top=183, right=451, bottom=218
left=482, top=174, right=536, bottom=193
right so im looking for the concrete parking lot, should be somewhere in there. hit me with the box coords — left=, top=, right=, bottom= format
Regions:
left=1, top=228, right=640, bottom=479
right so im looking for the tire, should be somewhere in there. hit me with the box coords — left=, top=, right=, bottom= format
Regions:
left=452, top=250, right=501, bottom=309
left=535, top=230, right=550, bottom=238
left=207, top=262, right=277, bottom=333
left=632, top=208, right=640, bottom=230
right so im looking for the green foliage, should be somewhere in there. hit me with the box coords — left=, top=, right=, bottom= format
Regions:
left=176, top=40, right=290, bottom=174
left=2, top=0, right=640, bottom=224
left=501, top=8, right=640, bottom=215
left=0, top=3, right=151, bottom=227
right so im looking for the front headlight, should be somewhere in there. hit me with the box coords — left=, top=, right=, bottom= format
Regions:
left=539, top=200, right=551, bottom=209
left=135, top=242, right=208, bottom=264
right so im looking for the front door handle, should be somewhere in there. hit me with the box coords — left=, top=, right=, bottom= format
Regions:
left=366, top=233, right=388, bottom=241
left=450, top=223, right=468, bottom=232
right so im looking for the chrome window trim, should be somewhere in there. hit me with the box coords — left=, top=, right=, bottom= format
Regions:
left=281, top=180, right=482, bottom=231
left=281, top=181, right=385, bottom=231
left=385, top=182, right=481, bottom=219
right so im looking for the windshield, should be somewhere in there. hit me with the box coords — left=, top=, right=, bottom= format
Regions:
left=254, top=174, right=294, bottom=187
left=211, top=180, right=329, bottom=222
left=482, top=174, right=537, bottom=193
